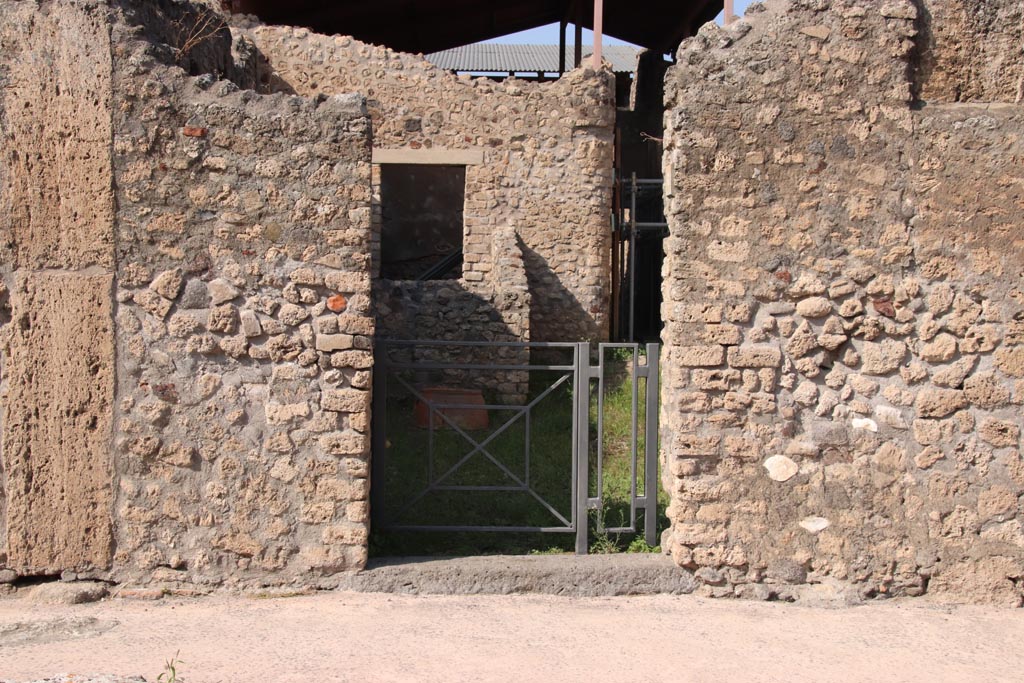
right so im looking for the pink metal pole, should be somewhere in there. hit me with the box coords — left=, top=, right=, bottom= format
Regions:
left=724, top=0, right=736, bottom=25
left=592, top=0, right=603, bottom=69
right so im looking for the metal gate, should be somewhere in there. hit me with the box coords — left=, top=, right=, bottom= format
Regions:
left=370, top=340, right=660, bottom=554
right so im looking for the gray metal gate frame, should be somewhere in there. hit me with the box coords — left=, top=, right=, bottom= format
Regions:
left=371, top=339, right=660, bottom=554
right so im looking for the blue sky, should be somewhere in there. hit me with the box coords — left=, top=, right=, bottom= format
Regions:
left=486, top=1, right=755, bottom=45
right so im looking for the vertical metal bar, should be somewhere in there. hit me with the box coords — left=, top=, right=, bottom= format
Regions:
left=525, top=409, right=531, bottom=488
left=592, top=0, right=603, bottom=70
left=724, top=0, right=736, bottom=25
left=644, top=343, right=660, bottom=547
left=574, top=20, right=583, bottom=68
left=575, top=342, right=590, bottom=554
left=595, top=346, right=604, bottom=531
left=619, top=220, right=626, bottom=341
left=629, top=345, right=638, bottom=528
left=558, top=19, right=567, bottom=74
left=370, top=343, right=388, bottom=529
left=427, top=404, right=435, bottom=485
left=610, top=170, right=617, bottom=342
left=570, top=347, right=578, bottom=537
left=629, top=172, right=638, bottom=342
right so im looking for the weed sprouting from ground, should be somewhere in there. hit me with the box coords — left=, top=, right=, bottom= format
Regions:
left=157, top=651, right=185, bottom=683
left=588, top=528, right=620, bottom=555
left=626, top=537, right=661, bottom=553
left=529, top=546, right=569, bottom=555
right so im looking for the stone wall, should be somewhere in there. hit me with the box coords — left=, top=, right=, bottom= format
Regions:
left=244, top=25, right=615, bottom=343
left=374, top=224, right=529, bottom=346
left=918, top=0, right=1024, bottom=104
left=661, top=0, right=1024, bottom=605
left=0, top=0, right=377, bottom=587
left=108, top=2, right=374, bottom=586
left=374, top=223, right=532, bottom=404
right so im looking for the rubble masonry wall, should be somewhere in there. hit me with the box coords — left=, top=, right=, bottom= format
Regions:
left=245, top=26, right=615, bottom=343
left=108, top=0, right=376, bottom=586
left=661, top=0, right=1024, bottom=605
left=1, top=0, right=377, bottom=587
left=917, top=0, right=1023, bottom=104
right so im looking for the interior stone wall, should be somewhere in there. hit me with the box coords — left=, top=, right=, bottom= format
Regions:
left=661, top=0, right=1024, bottom=605
left=375, top=224, right=531, bottom=404
left=369, top=160, right=533, bottom=402
left=243, top=25, right=615, bottom=343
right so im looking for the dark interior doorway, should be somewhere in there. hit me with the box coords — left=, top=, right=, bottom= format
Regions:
left=611, top=51, right=670, bottom=343
left=380, top=164, right=466, bottom=281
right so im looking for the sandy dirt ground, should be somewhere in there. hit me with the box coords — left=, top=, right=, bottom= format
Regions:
left=1, top=591, right=1022, bottom=682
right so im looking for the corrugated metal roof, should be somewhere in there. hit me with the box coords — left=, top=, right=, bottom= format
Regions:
left=426, top=44, right=641, bottom=74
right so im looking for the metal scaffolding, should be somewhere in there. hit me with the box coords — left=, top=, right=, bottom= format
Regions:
left=612, top=173, right=668, bottom=342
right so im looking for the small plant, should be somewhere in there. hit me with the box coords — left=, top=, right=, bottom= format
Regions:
left=529, top=546, right=569, bottom=555
left=605, top=346, right=647, bottom=364
left=588, top=530, right=620, bottom=555
left=157, top=651, right=184, bottom=683
left=588, top=507, right=623, bottom=554
left=171, top=7, right=228, bottom=65
left=626, top=537, right=660, bottom=554
left=250, top=589, right=312, bottom=599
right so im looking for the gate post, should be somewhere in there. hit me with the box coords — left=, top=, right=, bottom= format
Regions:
left=575, top=342, right=591, bottom=554
left=644, top=343, right=660, bottom=547
left=370, top=342, right=388, bottom=531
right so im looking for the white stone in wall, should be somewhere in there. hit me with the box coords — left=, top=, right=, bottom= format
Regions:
left=763, top=455, right=799, bottom=482
left=874, top=405, right=908, bottom=430
left=799, top=516, right=831, bottom=534
left=795, top=296, right=831, bottom=318
left=208, top=278, right=241, bottom=305
left=239, top=309, right=262, bottom=338
left=851, top=417, right=878, bottom=433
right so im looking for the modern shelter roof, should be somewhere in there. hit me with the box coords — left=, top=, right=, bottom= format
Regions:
left=425, top=44, right=641, bottom=74
left=234, top=0, right=721, bottom=54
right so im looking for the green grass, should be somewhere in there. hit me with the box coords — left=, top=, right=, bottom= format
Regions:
left=587, top=348, right=670, bottom=553
left=370, top=348, right=668, bottom=557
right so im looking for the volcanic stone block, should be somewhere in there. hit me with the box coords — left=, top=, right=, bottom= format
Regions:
left=0, top=1, right=114, bottom=271
left=3, top=272, right=115, bottom=573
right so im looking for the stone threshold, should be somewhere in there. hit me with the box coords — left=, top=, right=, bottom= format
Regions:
left=334, top=554, right=696, bottom=597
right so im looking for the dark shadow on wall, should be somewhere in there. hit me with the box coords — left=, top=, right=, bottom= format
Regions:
left=519, top=244, right=598, bottom=343
left=374, top=280, right=522, bottom=345
left=908, top=0, right=934, bottom=107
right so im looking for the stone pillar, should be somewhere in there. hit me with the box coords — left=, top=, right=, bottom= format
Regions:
left=0, top=0, right=117, bottom=574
